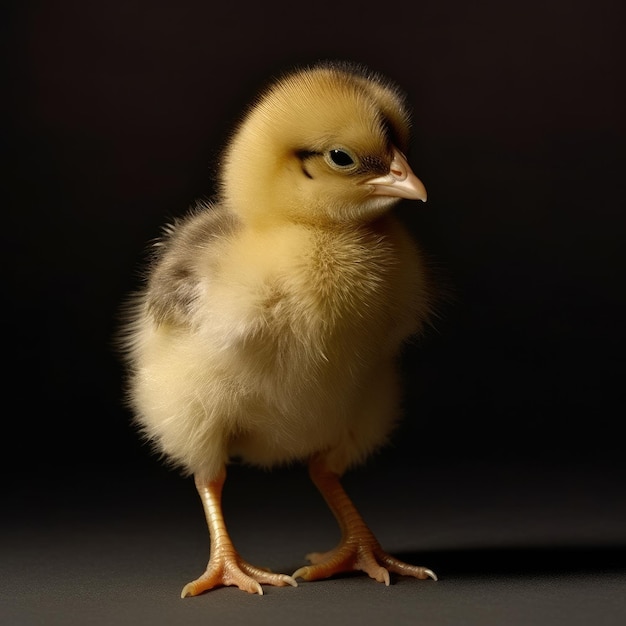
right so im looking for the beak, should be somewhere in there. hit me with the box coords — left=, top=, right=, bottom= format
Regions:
left=365, top=148, right=427, bottom=202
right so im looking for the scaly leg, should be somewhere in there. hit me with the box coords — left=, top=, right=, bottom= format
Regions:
left=181, top=469, right=297, bottom=597
left=293, top=457, right=437, bottom=585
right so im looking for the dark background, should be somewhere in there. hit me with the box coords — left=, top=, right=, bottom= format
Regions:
left=3, top=1, right=625, bottom=624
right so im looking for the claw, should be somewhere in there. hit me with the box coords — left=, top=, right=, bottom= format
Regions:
left=423, top=568, right=438, bottom=581
left=382, top=568, right=391, bottom=586
left=291, top=566, right=310, bottom=581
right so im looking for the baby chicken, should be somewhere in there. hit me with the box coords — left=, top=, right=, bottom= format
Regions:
left=120, top=60, right=437, bottom=597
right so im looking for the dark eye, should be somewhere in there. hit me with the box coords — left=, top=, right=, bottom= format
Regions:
left=328, top=149, right=355, bottom=168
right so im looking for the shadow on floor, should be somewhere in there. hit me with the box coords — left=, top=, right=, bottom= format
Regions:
left=394, top=544, right=626, bottom=578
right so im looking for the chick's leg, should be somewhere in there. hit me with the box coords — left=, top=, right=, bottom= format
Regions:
left=181, top=469, right=297, bottom=597
left=293, top=457, right=437, bottom=585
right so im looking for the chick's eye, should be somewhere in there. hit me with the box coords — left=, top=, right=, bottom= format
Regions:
left=327, top=149, right=355, bottom=168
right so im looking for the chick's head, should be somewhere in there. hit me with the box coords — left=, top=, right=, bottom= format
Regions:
left=220, top=62, right=426, bottom=227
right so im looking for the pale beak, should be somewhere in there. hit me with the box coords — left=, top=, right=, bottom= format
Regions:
left=365, top=148, right=427, bottom=202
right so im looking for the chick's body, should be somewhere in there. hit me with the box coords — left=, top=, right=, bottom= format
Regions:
left=121, top=61, right=436, bottom=596
left=131, top=210, right=427, bottom=478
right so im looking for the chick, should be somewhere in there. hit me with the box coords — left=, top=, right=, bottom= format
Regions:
left=120, top=60, right=437, bottom=597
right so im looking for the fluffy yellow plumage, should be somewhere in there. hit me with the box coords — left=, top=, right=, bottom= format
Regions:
left=120, top=60, right=437, bottom=596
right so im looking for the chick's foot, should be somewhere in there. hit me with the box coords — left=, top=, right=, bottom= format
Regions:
left=181, top=555, right=297, bottom=597
left=294, top=457, right=437, bottom=585
left=184, top=470, right=296, bottom=597
left=293, top=530, right=436, bottom=585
